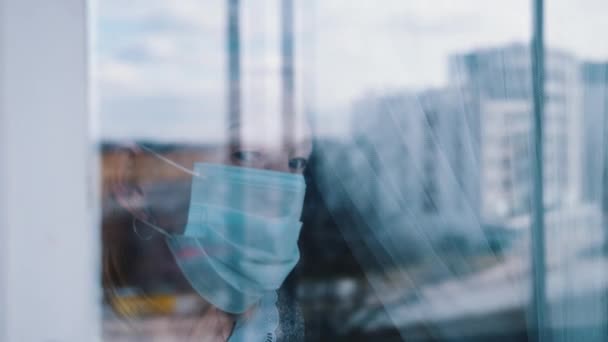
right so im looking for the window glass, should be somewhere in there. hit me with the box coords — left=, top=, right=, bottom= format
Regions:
left=97, top=1, right=608, bottom=341
left=544, top=1, right=608, bottom=341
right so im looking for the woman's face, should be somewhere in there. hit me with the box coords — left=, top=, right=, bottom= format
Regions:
left=137, top=109, right=311, bottom=207
left=126, top=112, right=312, bottom=292
left=227, top=112, right=312, bottom=173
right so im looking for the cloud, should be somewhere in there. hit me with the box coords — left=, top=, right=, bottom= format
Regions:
left=97, top=0, right=608, bottom=142
left=312, top=0, right=533, bottom=109
left=545, top=0, right=608, bottom=60
left=387, top=14, right=480, bottom=35
left=97, top=60, right=140, bottom=87
left=113, top=34, right=195, bottom=64
left=98, top=0, right=224, bottom=31
left=100, top=93, right=226, bottom=143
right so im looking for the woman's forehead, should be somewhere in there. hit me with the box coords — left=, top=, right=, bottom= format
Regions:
left=230, top=112, right=312, bottom=148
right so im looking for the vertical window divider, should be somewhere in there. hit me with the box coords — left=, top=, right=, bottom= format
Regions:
left=530, top=0, right=548, bottom=340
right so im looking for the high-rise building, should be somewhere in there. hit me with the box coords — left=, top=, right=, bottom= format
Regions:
left=449, top=44, right=582, bottom=221
left=350, top=44, right=585, bottom=225
left=350, top=88, right=478, bottom=221
left=580, top=62, right=608, bottom=203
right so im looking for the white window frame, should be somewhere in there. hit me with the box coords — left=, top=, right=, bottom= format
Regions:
left=0, top=0, right=100, bottom=341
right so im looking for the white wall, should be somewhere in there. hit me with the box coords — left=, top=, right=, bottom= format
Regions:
left=0, top=0, right=100, bottom=341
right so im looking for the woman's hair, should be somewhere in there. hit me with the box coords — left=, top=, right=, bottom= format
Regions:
left=101, top=144, right=234, bottom=339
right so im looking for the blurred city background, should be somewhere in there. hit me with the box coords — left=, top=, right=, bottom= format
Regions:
left=97, top=0, right=608, bottom=341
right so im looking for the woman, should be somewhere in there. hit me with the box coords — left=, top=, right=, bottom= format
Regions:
left=102, top=113, right=312, bottom=341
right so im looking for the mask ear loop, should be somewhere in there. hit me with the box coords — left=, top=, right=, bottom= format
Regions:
left=132, top=215, right=172, bottom=240
left=132, top=143, right=205, bottom=240
left=138, top=144, right=202, bottom=177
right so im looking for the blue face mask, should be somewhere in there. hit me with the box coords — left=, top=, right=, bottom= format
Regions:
left=164, top=163, right=306, bottom=314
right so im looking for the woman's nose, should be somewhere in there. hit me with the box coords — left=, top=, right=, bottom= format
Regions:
left=261, top=152, right=291, bottom=172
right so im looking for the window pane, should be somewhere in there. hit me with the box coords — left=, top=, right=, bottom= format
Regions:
left=97, top=1, right=608, bottom=341
left=544, top=1, right=608, bottom=341
left=310, top=1, right=536, bottom=340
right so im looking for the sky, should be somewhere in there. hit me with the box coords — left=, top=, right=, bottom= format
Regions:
left=97, top=0, right=608, bottom=143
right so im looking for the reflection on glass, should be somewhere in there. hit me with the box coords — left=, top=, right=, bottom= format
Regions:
left=98, top=0, right=608, bottom=341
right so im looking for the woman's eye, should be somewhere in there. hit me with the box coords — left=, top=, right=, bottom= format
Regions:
left=232, top=150, right=262, bottom=165
left=288, top=157, right=308, bottom=171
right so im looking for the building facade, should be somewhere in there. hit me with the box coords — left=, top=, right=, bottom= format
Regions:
left=350, top=87, right=478, bottom=223
left=449, top=44, right=582, bottom=222
left=581, top=62, right=608, bottom=204
left=351, top=44, right=586, bottom=225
